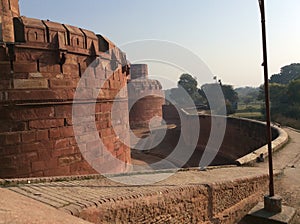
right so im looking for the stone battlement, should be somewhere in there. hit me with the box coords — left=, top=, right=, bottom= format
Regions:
left=0, top=13, right=129, bottom=103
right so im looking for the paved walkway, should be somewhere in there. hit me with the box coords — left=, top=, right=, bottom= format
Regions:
left=0, top=187, right=91, bottom=224
left=265, top=128, right=300, bottom=223
left=0, top=128, right=299, bottom=223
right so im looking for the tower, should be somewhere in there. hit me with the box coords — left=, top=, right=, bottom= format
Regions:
left=0, top=0, right=20, bottom=43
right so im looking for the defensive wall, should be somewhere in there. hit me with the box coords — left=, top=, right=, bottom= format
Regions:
left=0, top=0, right=131, bottom=178
left=128, top=64, right=164, bottom=129
left=155, top=105, right=281, bottom=167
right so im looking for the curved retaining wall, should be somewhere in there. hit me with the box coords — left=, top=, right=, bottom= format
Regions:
left=155, top=105, right=284, bottom=167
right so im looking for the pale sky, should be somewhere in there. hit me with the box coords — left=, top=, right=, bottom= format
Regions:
left=19, top=0, right=300, bottom=88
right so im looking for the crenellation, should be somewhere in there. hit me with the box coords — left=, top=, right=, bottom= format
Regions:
left=21, top=17, right=48, bottom=44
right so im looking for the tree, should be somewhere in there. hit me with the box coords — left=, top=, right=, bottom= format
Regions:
left=286, top=79, right=300, bottom=119
left=258, top=83, right=290, bottom=118
left=270, top=63, right=300, bottom=84
left=201, top=83, right=238, bottom=115
left=178, top=73, right=198, bottom=94
left=235, top=87, right=260, bottom=106
left=257, top=63, right=300, bottom=127
left=170, top=73, right=204, bottom=106
left=287, top=79, right=300, bottom=103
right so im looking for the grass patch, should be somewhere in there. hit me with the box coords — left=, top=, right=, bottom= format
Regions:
left=237, top=103, right=262, bottom=113
left=233, top=112, right=263, bottom=120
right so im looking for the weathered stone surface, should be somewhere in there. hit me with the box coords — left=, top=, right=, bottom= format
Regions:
left=264, top=195, right=283, bottom=213
left=128, top=64, right=165, bottom=129
left=13, top=79, right=48, bottom=89
left=0, top=0, right=131, bottom=178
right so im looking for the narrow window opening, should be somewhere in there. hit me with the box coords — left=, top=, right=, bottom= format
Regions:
left=37, top=59, right=40, bottom=72
left=8, top=0, right=11, bottom=10
left=59, top=53, right=66, bottom=74
left=46, top=27, right=50, bottom=42
left=64, top=118, right=68, bottom=126
left=35, top=32, right=38, bottom=40
left=10, top=60, right=14, bottom=73
left=78, top=63, right=81, bottom=77
left=7, top=44, right=14, bottom=74
left=76, top=38, right=79, bottom=46
left=66, top=32, right=70, bottom=45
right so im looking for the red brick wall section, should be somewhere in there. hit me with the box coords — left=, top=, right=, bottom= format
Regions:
left=127, top=72, right=165, bottom=129
left=78, top=174, right=268, bottom=224
left=0, top=91, right=131, bottom=178
left=0, top=12, right=131, bottom=178
left=129, top=96, right=165, bottom=129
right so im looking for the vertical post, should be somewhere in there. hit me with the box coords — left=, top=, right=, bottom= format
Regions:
left=259, top=0, right=275, bottom=197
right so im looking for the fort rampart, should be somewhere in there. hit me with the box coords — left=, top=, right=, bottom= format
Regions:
left=158, top=105, right=280, bottom=167
left=0, top=0, right=131, bottom=178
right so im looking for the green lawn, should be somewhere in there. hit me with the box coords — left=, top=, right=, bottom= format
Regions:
left=237, top=103, right=262, bottom=112
left=233, top=103, right=263, bottom=120
left=233, top=112, right=263, bottom=119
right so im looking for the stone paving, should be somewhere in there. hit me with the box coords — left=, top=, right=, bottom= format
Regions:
left=0, top=187, right=91, bottom=224
left=267, top=128, right=300, bottom=224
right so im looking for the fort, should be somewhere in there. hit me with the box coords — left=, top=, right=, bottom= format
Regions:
left=0, top=0, right=135, bottom=178
left=0, top=1, right=298, bottom=223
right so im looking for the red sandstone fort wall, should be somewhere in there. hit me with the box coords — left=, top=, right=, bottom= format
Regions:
left=79, top=173, right=268, bottom=224
left=156, top=105, right=279, bottom=167
left=128, top=64, right=165, bottom=129
left=0, top=3, right=131, bottom=178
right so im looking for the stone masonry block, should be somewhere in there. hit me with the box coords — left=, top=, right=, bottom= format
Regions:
left=4, top=133, right=21, bottom=145
left=6, top=107, right=55, bottom=121
left=21, top=131, right=36, bottom=143
left=36, top=130, right=49, bottom=141
left=13, top=79, right=48, bottom=89
left=14, top=63, right=38, bottom=73
left=29, top=119, right=64, bottom=129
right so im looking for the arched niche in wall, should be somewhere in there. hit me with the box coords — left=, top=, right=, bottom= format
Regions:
left=27, top=29, right=44, bottom=43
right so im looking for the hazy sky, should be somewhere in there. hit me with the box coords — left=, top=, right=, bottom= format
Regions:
left=19, top=0, right=300, bottom=88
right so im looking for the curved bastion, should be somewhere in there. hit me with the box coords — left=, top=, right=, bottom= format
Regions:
left=0, top=0, right=131, bottom=178
left=128, top=64, right=165, bottom=129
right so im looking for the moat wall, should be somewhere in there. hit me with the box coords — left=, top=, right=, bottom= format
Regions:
left=159, top=105, right=279, bottom=167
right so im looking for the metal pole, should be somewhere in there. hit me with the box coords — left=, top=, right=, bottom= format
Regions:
left=259, top=0, right=275, bottom=197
